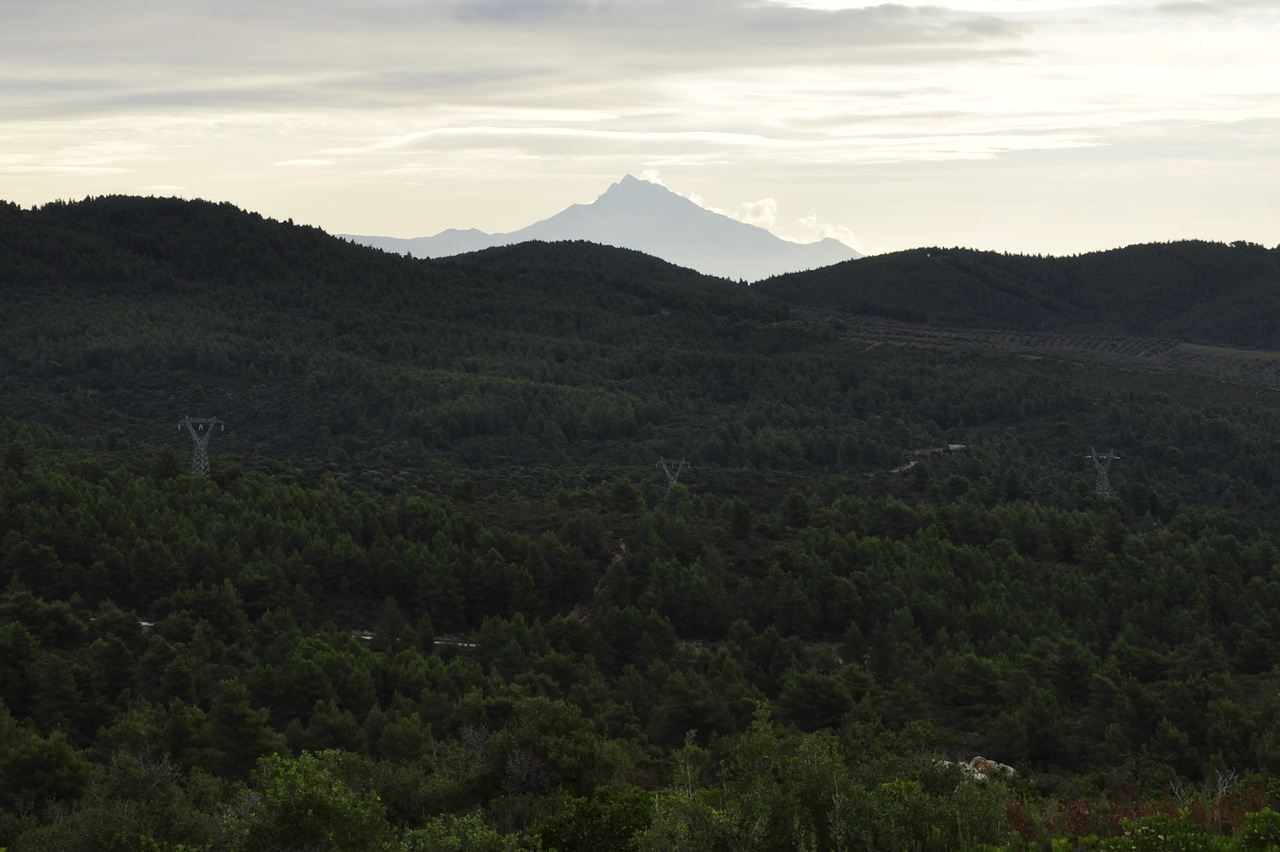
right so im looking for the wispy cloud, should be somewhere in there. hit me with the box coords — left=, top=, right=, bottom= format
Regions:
left=1, top=0, right=1277, bottom=252
left=0, top=139, right=154, bottom=176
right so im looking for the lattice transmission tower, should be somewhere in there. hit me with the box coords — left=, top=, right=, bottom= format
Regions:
left=181, top=416, right=224, bottom=480
left=656, top=457, right=689, bottom=493
left=1086, top=447, right=1119, bottom=497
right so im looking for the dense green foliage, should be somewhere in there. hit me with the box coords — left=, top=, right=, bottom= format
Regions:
left=757, top=241, right=1280, bottom=349
left=6, top=444, right=1280, bottom=849
left=5, top=196, right=1280, bottom=848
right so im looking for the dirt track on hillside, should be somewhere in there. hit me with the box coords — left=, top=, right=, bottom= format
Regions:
left=786, top=309, right=1280, bottom=390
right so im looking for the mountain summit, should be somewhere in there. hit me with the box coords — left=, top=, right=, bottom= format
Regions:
left=344, top=175, right=861, bottom=281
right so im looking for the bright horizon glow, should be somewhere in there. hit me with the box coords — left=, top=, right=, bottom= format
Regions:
left=771, top=0, right=1120, bottom=12
left=2, top=0, right=1277, bottom=257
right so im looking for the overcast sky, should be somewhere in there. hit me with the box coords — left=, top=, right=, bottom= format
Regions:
left=3, top=0, right=1277, bottom=256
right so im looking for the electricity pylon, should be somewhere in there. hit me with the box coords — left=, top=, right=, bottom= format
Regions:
left=657, top=457, right=688, bottom=493
left=1086, top=447, right=1118, bottom=497
left=181, top=416, right=224, bottom=480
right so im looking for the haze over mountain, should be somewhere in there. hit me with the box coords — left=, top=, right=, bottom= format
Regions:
left=344, top=175, right=862, bottom=281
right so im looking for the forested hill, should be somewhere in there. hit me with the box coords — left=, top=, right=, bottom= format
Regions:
left=0, top=195, right=786, bottom=477
left=0, top=195, right=760, bottom=310
left=452, top=238, right=748, bottom=294
left=6, top=194, right=1280, bottom=514
left=756, top=241, right=1280, bottom=349
left=11, top=196, right=1280, bottom=849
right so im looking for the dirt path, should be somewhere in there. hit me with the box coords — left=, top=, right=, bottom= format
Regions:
left=784, top=309, right=1280, bottom=390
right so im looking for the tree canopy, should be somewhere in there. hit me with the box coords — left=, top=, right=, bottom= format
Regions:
left=4, top=196, right=1280, bottom=848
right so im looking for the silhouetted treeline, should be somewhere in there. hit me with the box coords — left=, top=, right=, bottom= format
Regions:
left=758, top=241, right=1280, bottom=349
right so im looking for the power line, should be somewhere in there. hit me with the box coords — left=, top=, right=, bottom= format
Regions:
left=656, top=457, right=689, bottom=493
left=181, top=416, right=224, bottom=480
left=1086, top=447, right=1119, bottom=497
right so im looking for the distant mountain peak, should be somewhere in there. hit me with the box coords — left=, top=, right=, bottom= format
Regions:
left=598, top=174, right=706, bottom=210
left=343, top=176, right=861, bottom=281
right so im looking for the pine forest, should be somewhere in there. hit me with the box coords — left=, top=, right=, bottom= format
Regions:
left=5, top=195, right=1280, bottom=850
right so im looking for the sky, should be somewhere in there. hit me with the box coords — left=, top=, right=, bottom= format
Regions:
left=2, top=0, right=1277, bottom=257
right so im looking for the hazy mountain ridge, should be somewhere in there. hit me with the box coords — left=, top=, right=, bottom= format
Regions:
left=344, top=175, right=862, bottom=281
